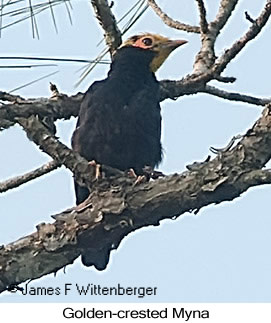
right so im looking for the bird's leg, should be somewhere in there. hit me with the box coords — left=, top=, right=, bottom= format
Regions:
left=127, top=168, right=147, bottom=185
left=89, top=160, right=101, bottom=180
left=134, top=175, right=147, bottom=185
left=126, top=168, right=145, bottom=185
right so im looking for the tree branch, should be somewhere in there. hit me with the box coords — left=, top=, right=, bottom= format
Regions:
left=193, top=0, right=215, bottom=74
left=196, top=0, right=208, bottom=33
left=161, top=0, right=271, bottom=101
left=16, top=115, right=123, bottom=189
left=1, top=103, right=271, bottom=293
left=0, top=74, right=268, bottom=135
left=2, top=0, right=271, bottom=131
left=16, top=116, right=94, bottom=188
left=201, top=85, right=271, bottom=106
left=210, top=0, right=239, bottom=36
left=147, top=0, right=200, bottom=33
left=0, top=91, right=26, bottom=103
left=0, top=160, right=60, bottom=193
left=213, top=0, right=271, bottom=75
left=0, top=92, right=83, bottom=131
left=241, top=169, right=271, bottom=187
left=90, top=0, right=122, bottom=54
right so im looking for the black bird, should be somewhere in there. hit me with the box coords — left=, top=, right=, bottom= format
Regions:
left=72, top=33, right=187, bottom=269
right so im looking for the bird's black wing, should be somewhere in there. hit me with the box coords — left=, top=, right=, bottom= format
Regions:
left=71, top=80, right=105, bottom=204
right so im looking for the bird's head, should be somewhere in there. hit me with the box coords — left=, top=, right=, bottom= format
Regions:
left=119, top=33, right=187, bottom=72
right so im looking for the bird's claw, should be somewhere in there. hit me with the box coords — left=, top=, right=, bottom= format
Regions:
left=127, top=169, right=147, bottom=185
left=88, top=160, right=101, bottom=180
left=127, top=168, right=137, bottom=178
left=133, top=175, right=147, bottom=186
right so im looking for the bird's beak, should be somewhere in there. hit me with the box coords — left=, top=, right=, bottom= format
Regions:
left=162, top=39, right=188, bottom=51
left=150, top=39, right=188, bottom=72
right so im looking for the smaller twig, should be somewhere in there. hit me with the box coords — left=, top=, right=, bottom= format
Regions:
left=213, top=0, right=271, bottom=76
left=147, top=0, right=200, bottom=33
left=90, top=0, right=122, bottom=54
left=245, top=11, right=255, bottom=24
left=196, top=0, right=208, bottom=33
left=210, top=0, right=239, bottom=36
left=193, top=0, right=214, bottom=73
left=202, top=85, right=271, bottom=106
left=214, top=75, right=236, bottom=83
left=0, top=161, right=60, bottom=193
left=9, top=71, right=58, bottom=94
left=210, top=134, right=243, bottom=154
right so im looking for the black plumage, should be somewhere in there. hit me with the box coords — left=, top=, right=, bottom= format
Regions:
left=71, top=33, right=187, bottom=269
left=72, top=46, right=162, bottom=204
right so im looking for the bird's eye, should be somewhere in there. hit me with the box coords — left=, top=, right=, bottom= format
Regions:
left=142, top=37, right=153, bottom=46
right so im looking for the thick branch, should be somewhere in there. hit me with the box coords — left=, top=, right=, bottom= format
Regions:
left=0, top=161, right=60, bottom=193
left=0, top=91, right=25, bottom=103
left=147, top=0, right=200, bottom=33
left=1, top=104, right=271, bottom=293
left=90, top=0, right=122, bottom=54
left=0, top=92, right=83, bottom=131
left=0, top=76, right=267, bottom=133
left=241, top=169, right=271, bottom=187
left=16, top=116, right=94, bottom=188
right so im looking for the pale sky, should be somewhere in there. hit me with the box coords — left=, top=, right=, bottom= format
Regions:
left=1, top=0, right=271, bottom=302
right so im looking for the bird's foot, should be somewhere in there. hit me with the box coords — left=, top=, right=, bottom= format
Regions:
left=134, top=175, right=147, bottom=185
left=89, top=160, right=101, bottom=180
left=127, top=168, right=137, bottom=178
left=127, top=169, right=147, bottom=185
